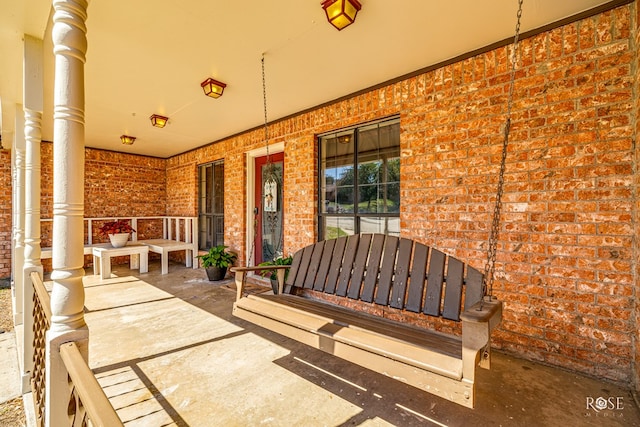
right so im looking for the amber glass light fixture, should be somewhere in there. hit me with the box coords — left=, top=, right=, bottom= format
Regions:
left=120, top=135, right=136, bottom=145
left=321, top=0, right=362, bottom=30
left=201, top=78, right=227, bottom=98
left=150, top=114, right=168, bottom=128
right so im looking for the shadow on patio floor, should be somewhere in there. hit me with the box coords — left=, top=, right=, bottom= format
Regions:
left=76, top=262, right=639, bottom=427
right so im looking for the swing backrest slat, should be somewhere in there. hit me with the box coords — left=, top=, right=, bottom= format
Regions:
left=284, top=234, right=484, bottom=322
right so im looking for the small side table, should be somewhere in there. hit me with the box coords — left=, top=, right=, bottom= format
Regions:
left=92, top=243, right=149, bottom=280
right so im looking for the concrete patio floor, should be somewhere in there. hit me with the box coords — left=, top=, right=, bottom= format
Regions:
left=73, top=261, right=640, bottom=426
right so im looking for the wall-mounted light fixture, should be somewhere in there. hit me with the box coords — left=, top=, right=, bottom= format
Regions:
left=150, top=114, right=168, bottom=128
left=120, top=135, right=136, bottom=145
left=321, top=0, right=362, bottom=31
left=201, top=78, right=227, bottom=98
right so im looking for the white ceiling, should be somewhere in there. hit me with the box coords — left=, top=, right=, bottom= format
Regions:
left=0, top=0, right=616, bottom=158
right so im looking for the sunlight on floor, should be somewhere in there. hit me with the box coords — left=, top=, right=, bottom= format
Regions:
left=82, top=272, right=378, bottom=425
left=293, top=356, right=368, bottom=392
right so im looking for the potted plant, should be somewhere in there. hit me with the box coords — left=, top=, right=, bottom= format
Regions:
left=258, top=254, right=293, bottom=293
left=198, top=245, right=238, bottom=281
left=99, top=220, right=136, bottom=248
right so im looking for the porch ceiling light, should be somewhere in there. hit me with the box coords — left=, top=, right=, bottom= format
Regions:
left=120, top=135, right=136, bottom=145
left=201, top=78, right=227, bottom=98
left=150, top=114, right=168, bottom=128
left=321, top=0, right=362, bottom=31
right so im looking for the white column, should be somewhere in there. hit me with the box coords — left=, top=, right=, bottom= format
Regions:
left=12, top=109, right=25, bottom=326
left=46, top=1, right=89, bottom=426
left=23, top=35, right=45, bottom=393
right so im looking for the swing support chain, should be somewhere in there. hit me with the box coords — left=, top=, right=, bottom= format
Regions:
left=247, top=54, right=284, bottom=267
left=247, top=55, right=272, bottom=267
left=261, top=54, right=278, bottom=186
left=481, top=0, right=523, bottom=303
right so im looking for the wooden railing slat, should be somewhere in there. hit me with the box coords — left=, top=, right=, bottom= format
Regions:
left=293, top=245, right=315, bottom=289
left=361, top=234, right=385, bottom=303
left=424, top=249, right=446, bottom=316
left=464, top=266, right=484, bottom=310
left=442, top=257, right=464, bottom=321
left=389, top=238, right=412, bottom=309
left=285, top=248, right=303, bottom=288
left=336, top=234, right=359, bottom=297
left=313, top=239, right=335, bottom=291
left=324, top=236, right=347, bottom=294
left=406, top=242, right=429, bottom=313
left=60, top=342, right=124, bottom=427
left=304, top=242, right=325, bottom=290
left=31, top=271, right=49, bottom=427
left=348, top=234, right=372, bottom=299
left=374, top=236, right=398, bottom=305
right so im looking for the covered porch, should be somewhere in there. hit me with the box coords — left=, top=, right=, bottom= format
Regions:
left=3, top=0, right=640, bottom=425
left=20, top=262, right=640, bottom=425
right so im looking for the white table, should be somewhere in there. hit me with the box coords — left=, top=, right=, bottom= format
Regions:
left=140, top=239, right=195, bottom=274
left=92, top=243, right=149, bottom=280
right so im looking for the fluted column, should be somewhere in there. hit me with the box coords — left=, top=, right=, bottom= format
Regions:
left=12, top=111, right=25, bottom=326
left=22, top=34, right=45, bottom=394
left=46, top=1, right=89, bottom=425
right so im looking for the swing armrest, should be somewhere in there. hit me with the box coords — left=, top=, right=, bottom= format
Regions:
left=461, top=299, right=502, bottom=376
left=230, top=266, right=290, bottom=301
left=460, top=298, right=502, bottom=327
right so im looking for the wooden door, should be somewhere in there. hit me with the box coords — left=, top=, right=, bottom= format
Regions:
left=254, top=152, right=284, bottom=264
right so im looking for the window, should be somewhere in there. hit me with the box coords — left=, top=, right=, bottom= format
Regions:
left=319, top=117, right=400, bottom=240
left=198, top=160, right=224, bottom=249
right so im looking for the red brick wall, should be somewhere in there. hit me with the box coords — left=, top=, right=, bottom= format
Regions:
left=0, top=149, right=12, bottom=279
left=164, top=5, right=638, bottom=387
left=166, top=160, right=197, bottom=217
left=84, top=148, right=166, bottom=217
left=40, top=143, right=168, bottom=270
left=634, top=0, right=640, bottom=393
left=40, top=143, right=167, bottom=243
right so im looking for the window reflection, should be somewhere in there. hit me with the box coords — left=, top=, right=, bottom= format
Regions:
left=319, top=118, right=400, bottom=240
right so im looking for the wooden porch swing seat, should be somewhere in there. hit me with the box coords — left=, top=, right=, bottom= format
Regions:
left=232, top=233, right=502, bottom=408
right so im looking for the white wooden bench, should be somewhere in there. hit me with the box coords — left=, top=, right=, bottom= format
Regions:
left=40, top=216, right=198, bottom=275
left=137, top=216, right=197, bottom=274
left=40, top=246, right=94, bottom=259
left=232, top=233, right=502, bottom=408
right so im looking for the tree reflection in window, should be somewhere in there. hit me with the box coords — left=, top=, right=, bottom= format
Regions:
left=319, top=117, right=400, bottom=239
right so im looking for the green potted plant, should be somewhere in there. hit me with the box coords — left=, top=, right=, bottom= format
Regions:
left=258, top=254, right=293, bottom=293
left=198, top=245, right=238, bottom=281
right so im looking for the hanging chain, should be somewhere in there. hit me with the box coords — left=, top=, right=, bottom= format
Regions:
left=246, top=54, right=284, bottom=266
left=263, top=54, right=284, bottom=257
left=261, top=54, right=277, bottom=185
left=482, top=0, right=523, bottom=301
left=247, top=55, right=271, bottom=267
left=262, top=55, right=270, bottom=162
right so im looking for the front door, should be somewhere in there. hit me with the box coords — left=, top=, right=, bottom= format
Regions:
left=254, top=152, right=284, bottom=264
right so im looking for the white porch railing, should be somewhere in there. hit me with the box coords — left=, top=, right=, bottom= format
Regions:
left=31, top=271, right=123, bottom=427
left=40, top=216, right=199, bottom=272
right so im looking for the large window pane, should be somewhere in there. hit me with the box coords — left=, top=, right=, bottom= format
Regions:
left=321, top=130, right=354, bottom=214
left=198, top=160, right=224, bottom=249
left=359, top=217, right=400, bottom=236
left=318, top=117, right=400, bottom=239
left=322, top=216, right=355, bottom=240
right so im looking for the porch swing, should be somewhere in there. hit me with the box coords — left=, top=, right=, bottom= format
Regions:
left=232, top=0, right=524, bottom=408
